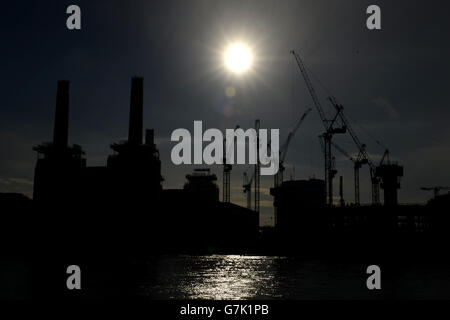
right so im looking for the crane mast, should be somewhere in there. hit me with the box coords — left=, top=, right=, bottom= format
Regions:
left=222, top=125, right=239, bottom=203
left=291, top=50, right=346, bottom=206
left=222, top=150, right=231, bottom=202
left=243, top=171, right=254, bottom=210
left=328, top=96, right=380, bottom=205
left=254, top=119, right=261, bottom=213
left=331, top=140, right=367, bottom=206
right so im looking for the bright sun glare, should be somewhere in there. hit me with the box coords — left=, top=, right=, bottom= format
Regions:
left=225, top=44, right=252, bottom=73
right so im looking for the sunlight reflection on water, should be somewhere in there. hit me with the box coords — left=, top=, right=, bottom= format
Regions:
left=140, top=255, right=286, bottom=299
left=137, top=255, right=450, bottom=300
left=180, top=255, right=284, bottom=300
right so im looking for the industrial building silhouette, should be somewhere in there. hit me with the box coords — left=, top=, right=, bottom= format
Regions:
left=1, top=77, right=450, bottom=256
left=29, top=77, right=258, bottom=254
left=33, top=78, right=163, bottom=202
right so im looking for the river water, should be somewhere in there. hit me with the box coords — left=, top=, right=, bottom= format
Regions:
left=133, top=255, right=450, bottom=300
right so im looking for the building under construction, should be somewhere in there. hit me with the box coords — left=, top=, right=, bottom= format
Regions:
left=252, top=50, right=450, bottom=256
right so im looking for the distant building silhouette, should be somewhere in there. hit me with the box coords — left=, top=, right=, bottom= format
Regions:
left=270, top=178, right=325, bottom=229
left=107, top=77, right=163, bottom=200
left=184, top=168, right=219, bottom=202
left=29, top=77, right=259, bottom=254
left=33, top=78, right=162, bottom=202
left=33, top=80, right=86, bottom=200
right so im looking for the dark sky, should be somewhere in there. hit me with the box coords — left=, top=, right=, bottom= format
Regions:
left=1, top=0, right=449, bottom=225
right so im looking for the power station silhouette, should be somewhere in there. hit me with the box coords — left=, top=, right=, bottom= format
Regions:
left=31, top=78, right=258, bottom=254
left=1, top=77, right=450, bottom=256
left=33, top=78, right=163, bottom=202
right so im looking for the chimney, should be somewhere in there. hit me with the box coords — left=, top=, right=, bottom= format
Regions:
left=128, top=77, right=144, bottom=145
left=145, top=129, right=154, bottom=146
left=53, top=80, right=70, bottom=148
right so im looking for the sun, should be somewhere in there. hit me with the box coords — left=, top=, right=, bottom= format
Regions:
left=225, top=44, right=252, bottom=73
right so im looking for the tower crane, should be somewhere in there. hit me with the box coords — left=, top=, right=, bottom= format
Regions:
left=328, top=96, right=381, bottom=205
left=222, top=125, right=239, bottom=203
left=265, top=108, right=311, bottom=223
left=254, top=119, right=261, bottom=213
left=421, top=186, right=450, bottom=198
left=330, top=141, right=367, bottom=205
left=379, top=149, right=391, bottom=166
left=274, top=108, right=312, bottom=188
left=243, top=170, right=255, bottom=210
left=291, top=50, right=346, bottom=206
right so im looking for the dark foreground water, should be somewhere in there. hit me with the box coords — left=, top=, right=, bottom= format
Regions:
left=133, top=255, right=450, bottom=300
left=2, top=255, right=450, bottom=299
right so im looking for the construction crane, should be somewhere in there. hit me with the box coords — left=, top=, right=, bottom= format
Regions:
left=318, top=135, right=337, bottom=197
left=265, top=109, right=311, bottom=224
left=254, top=119, right=261, bottom=213
left=421, top=186, right=450, bottom=198
left=328, top=96, right=381, bottom=205
left=222, top=125, right=239, bottom=203
left=273, top=108, right=312, bottom=188
left=379, top=148, right=391, bottom=166
left=291, top=50, right=346, bottom=206
left=243, top=170, right=255, bottom=210
left=330, top=141, right=368, bottom=205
